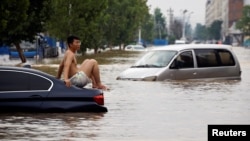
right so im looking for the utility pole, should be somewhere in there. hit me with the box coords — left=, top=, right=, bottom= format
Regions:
left=138, top=26, right=141, bottom=44
left=68, top=3, right=72, bottom=36
left=158, top=21, right=162, bottom=39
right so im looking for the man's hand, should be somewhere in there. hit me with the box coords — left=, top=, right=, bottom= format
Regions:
left=64, top=79, right=71, bottom=87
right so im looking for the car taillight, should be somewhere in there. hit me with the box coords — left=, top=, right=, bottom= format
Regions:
left=94, top=94, right=104, bottom=105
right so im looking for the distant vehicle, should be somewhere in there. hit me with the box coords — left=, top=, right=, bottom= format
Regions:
left=191, top=40, right=202, bottom=44
left=9, top=37, right=59, bottom=59
left=0, top=66, right=108, bottom=113
left=124, top=45, right=146, bottom=51
left=117, top=44, right=241, bottom=81
left=175, top=40, right=186, bottom=44
left=9, top=41, right=37, bottom=58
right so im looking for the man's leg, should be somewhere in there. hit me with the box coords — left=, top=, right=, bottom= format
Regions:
left=91, top=75, right=97, bottom=88
left=79, top=59, right=107, bottom=90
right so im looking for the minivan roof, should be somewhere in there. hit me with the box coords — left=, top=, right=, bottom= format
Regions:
left=152, top=44, right=233, bottom=52
left=175, top=40, right=186, bottom=44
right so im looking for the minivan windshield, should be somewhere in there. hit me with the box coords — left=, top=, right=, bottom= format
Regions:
left=132, top=50, right=177, bottom=68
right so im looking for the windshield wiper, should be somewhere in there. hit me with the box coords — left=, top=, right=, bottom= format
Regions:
left=131, top=64, right=164, bottom=68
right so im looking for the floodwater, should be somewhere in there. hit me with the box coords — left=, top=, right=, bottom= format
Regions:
left=1, top=47, right=250, bottom=141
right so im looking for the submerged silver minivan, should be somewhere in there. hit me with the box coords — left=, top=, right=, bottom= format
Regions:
left=116, top=44, right=241, bottom=81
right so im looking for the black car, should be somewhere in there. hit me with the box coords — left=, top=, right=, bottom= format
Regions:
left=0, top=66, right=108, bottom=113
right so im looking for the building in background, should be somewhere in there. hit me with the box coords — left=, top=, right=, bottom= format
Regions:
left=205, top=0, right=250, bottom=45
left=205, top=0, right=223, bottom=27
left=244, top=0, right=250, bottom=5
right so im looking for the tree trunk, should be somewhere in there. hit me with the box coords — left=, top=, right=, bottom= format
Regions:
left=14, top=43, right=26, bottom=63
left=94, top=47, right=98, bottom=54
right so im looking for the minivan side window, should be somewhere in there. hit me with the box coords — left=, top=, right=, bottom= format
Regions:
left=218, top=50, right=235, bottom=66
left=176, top=51, right=194, bottom=69
left=195, top=49, right=235, bottom=68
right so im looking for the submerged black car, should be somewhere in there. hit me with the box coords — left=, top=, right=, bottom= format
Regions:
left=0, top=66, right=108, bottom=113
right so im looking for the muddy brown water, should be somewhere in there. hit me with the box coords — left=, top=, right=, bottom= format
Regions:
left=0, top=47, right=250, bottom=141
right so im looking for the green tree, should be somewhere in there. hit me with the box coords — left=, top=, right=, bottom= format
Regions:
left=236, top=5, right=250, bottom=35
left=141, top=13, right=154, bottom=44
left=46, top=0, right=108, bottom=54
left=170, top=19, right=182, bottom=40
left=153, top=8, right=167, bottom=39
left=194, top=23, right=208, bottom=41
left=76, top=0, right=108, bottom=53
left=103, top=0, right=149, bottom=50
left=0, top=0, right=52, bottom=63
left=0, top=0, right=29, bottom=62
left=46, top=0, right=149, bottom=53
left=121, top=0, right=149, bottom=46
left=185, top=23, right=192, bottom=41
left=207, top=20, right=222, bottom=40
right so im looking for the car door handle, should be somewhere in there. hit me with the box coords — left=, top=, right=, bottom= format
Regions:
left=30, top=95, right=42, bottom=98
left=193, top=72, right=197, bottom=75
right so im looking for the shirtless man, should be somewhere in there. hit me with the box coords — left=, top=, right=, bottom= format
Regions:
left=56, top=35, right=107, bottom=90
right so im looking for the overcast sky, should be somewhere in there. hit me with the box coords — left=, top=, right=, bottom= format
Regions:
left=147, top=0, right=207, bottom=27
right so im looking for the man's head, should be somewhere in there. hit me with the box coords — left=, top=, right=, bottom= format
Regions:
left=67, top=35, right=81, bottom=50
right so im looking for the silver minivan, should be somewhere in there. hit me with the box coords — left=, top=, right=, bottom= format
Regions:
left=116, top=44, right=242, bottom=81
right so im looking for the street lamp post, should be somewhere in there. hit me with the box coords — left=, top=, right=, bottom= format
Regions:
left=181, top=10, right=187, bottom=41
left=138, top=26, right=141, bottom=44
left=181, top=10, right=193, bottom=41
left=158, top=21, right=162, bottom=39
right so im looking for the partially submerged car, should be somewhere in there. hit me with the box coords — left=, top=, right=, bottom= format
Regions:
left=175, top=40, right=186, bottom=44
left=124, top=44, right=147, bottom=51
left=117, top=44, right=241, bottom=81
left=0, top=66, right=108, bottom=113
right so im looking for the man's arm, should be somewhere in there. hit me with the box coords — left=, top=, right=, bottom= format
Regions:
left=63, top=54, right=74, bottom=87
left=56, top=60, right=64, bottom=79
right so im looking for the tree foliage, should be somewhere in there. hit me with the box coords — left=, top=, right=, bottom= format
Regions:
left=0, top=0, right=52, bottom=62
left=207, top=20, right=222, bottom=40
left=100, top=0, right=149, bottom=49
left=153, top=8, right=167, bottom=39
left=194, top=23, right=207, bottom=40
left=46, top=0, right=149, bottom=53
left=141, top=14, right=154, bottom=43
left=236, top=5, right=250, bottom=35
left=0, top=0, right=29, bottom=45
left=1, top=0, right=150, bottom=60
left=170, top=19, right=182, bottom=40
left=46, top=0, right=108, bottom=54
left=194, top=20, right=222, bottom=41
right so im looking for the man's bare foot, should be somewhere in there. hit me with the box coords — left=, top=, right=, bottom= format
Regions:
left=93, top=84, right=109, bottom=91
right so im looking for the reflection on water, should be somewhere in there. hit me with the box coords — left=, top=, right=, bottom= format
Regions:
left=1, top=47, right=250, bottom=141
left=0, top=113, right=105, bottom=140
